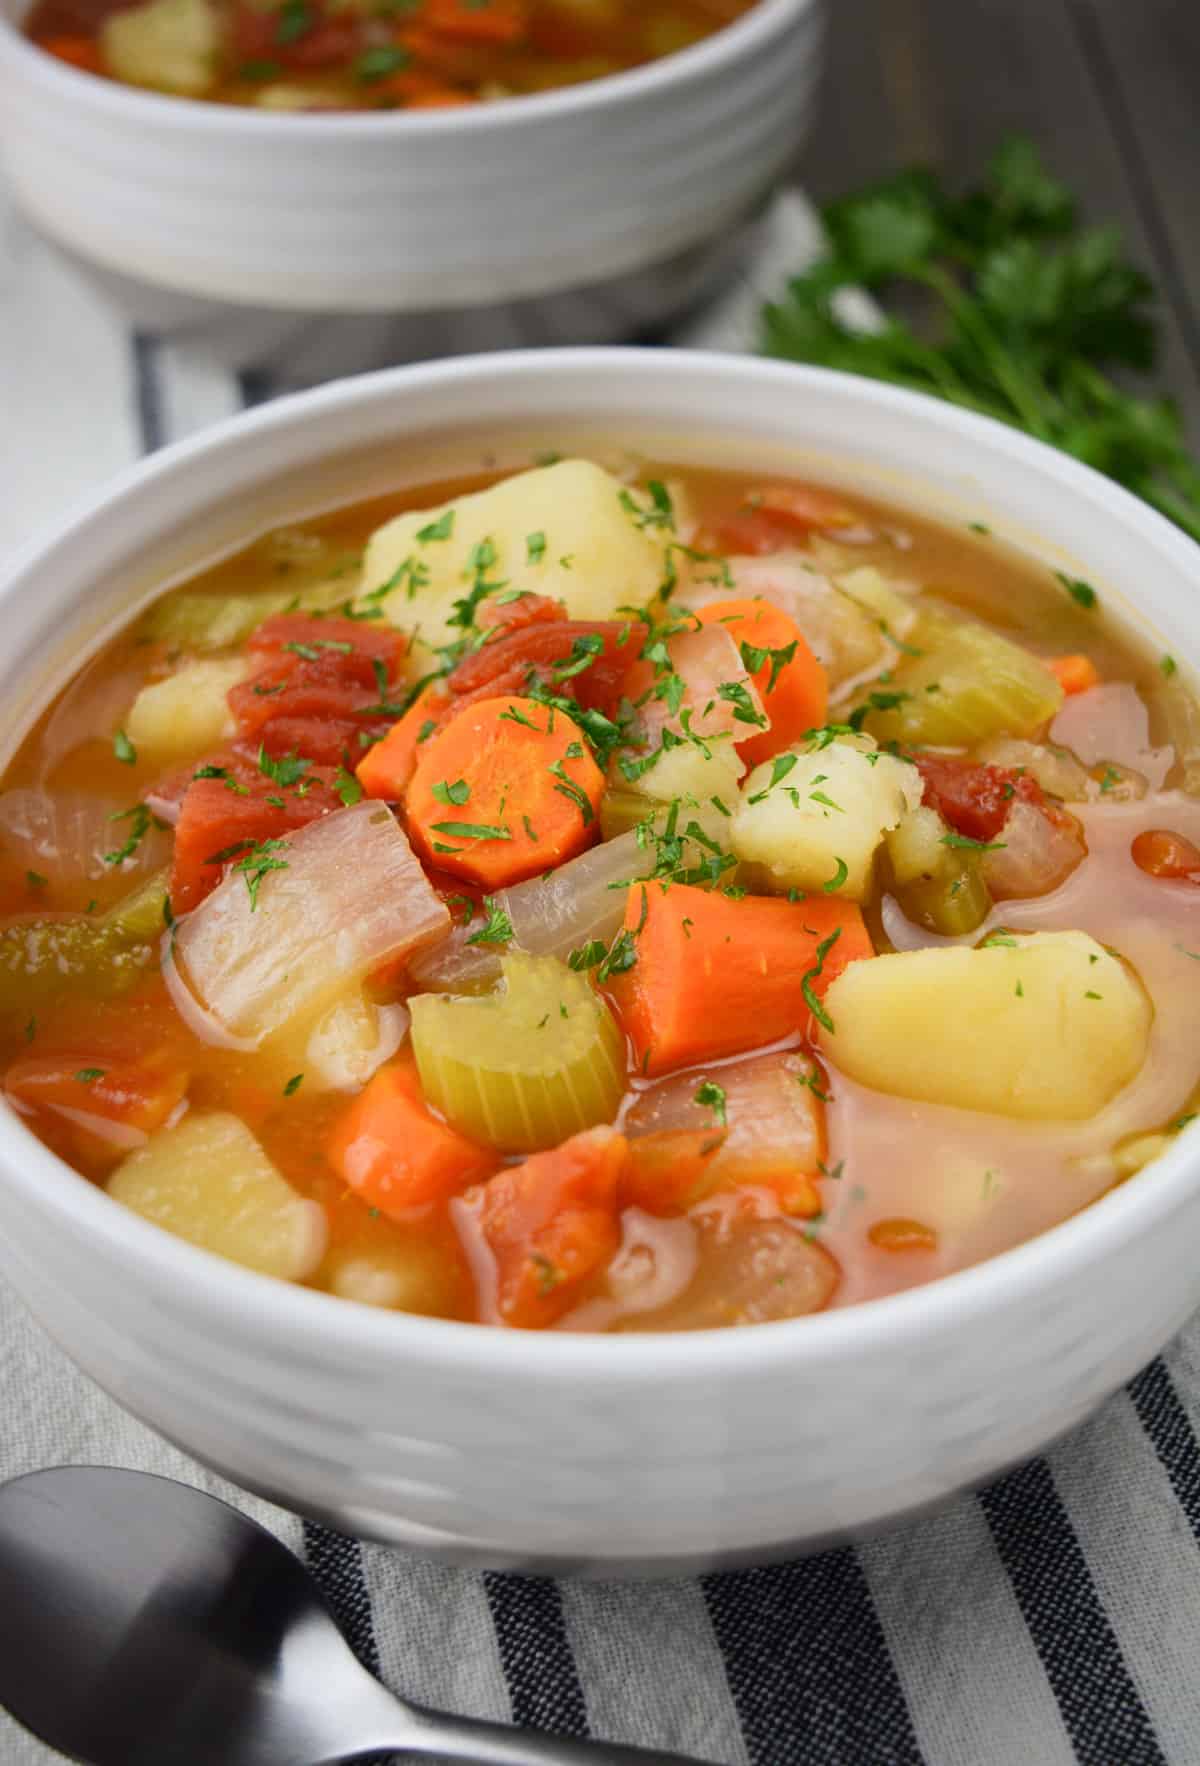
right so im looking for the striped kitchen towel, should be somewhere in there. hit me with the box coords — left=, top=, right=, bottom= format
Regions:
left=3, top=181, right=1200, bottom=1766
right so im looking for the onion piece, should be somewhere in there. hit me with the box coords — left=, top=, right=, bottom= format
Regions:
left=982, top=799, right=1086, bottom=901
left=717, top=552, right=884, bottom=685
left=174, top=802, right=447, bottom=1044
left=39, top=651, right=147, bottom=776
left=630, top=624, right=765, bottom=752
left=410, top=828, right=652, bottom=992
left=0, top=789, right=169, bottom=887
left=624, top=1048, right=825, bottom=1185
left=1052, top=683, right=1172, bottom=789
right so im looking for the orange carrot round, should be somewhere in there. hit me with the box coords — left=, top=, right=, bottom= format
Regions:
left=356, top=679, right=453, bottom=801
left=696, top=598, right=828, bottom=767
left=406, top=694, right=604, bottom=890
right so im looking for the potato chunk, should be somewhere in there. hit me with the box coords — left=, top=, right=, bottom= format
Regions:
left=824, top=930, right=1152, bottom=1120
left=359, top=460, right=673, bottom=652
left=109, top=1113, right=327, bottom=1281
left=732, top=735, right=922, bottom=899
left=101, top=0, right=218, bottom=94
left=125, top=657, right=245, bottom=761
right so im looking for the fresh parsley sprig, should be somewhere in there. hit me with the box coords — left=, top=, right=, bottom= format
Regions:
left=761, top=138, right=1200, bottom=543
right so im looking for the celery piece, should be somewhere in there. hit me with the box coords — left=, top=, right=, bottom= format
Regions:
left=0, top=918, right=150, bottom=1024
left=100, top=869, right=169, bottom=942
left=896, top=854, right=991, bottom=937
left=409, top=951, right=624, bottom=1154
left=863, top=612, right=1063, bottom=746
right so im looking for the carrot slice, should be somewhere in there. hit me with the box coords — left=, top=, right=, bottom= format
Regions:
left=327, top=1053, right=494, bottom=1223
left=424, top=0, right=528, bottom=43
left=356, top=680, right=453, bottom=801
left=696, top=598, right=828, bottom=767
left=36, top=33, right=104, bottom=72
left=1047, top=653, right=1101, bottom=696
left=604, top=882, right=873, bottom=1076
left=466, top=1126, right=626, bottom=1328
left=752, top=483, right=857, bottom=532
left=406, top=694, right=604, bottom=890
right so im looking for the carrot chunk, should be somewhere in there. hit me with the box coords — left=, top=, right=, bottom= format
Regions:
left=868, top=1218, right=939, bottom=1254
left=467, top=1126, right=626, bottom=1328
left=356, top=681, right=453, bottom=801
left=425, top=0, right=528, bottom=43
left=604, top=882, right=874, bottom=1076
left=1131, top=828, right=1200, bottom=883
left=327, top=1054, right=494, bottom=1222
left=1047, top=653, right=1101, bottom=696
left=36, top=32, right=104, bottom=72
left=406, top=694, right=604, bottom=890
left=696, top=598, right=828, bottom=767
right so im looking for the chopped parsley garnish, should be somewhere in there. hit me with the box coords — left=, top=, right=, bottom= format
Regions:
left=801, top=926, right=842, bottom=1034
left=1056, top=572, right=1098, bottom=609
left=465, top=897, right=514, bottom=947
left=334, top=768, right=363, bottom=807
left=25, top=870, right=47, bottom=889
left=112, top=729, right=136, bottom=766
left=232, top=838, right=290, bottom=911
left=817, top=1158, right=844, bottom=1181
left=526, top=530, right=547, bottom=565
left=275, top=0, right=312, bottom=43
left=548, top=759, right=594, bottom=825
left=551, top=633, right=605, bottom=682
left=823, top=857, right=849, bottom=893
left=717, top=679, right=768, bottom=728
left=104, top=803, right=162, bottom=867
left=740, top=638, right=798, bottom=693
left=694, top=1081, right=727, bottom=1126
left=258, top=745, right=311, bottom=788
left=354, top=44, right=409, bottom=80
left=810, top=790, right=844, bottom=814
left=849, top=690, right=910, bottom=731
left=430, top=819, right=511, bottom=842
left=1098, top=765, right=1121, bottom=794
left=283, top=1073, right=304, bottom=1096
left=941, top=831, right=1007, bottom=852
left=75, top=1068, right=105, bottom=1085
left=1161, top=654, right=1178, bottom=678
left=282, top=638, right=353, bottom=660
left=416, top=509, right=455, bottom=544
left=431, top=778, right=471, bottom=807
left=619, top=480, right=675, bottom=534
left=363, top=555, right=430, bottom=604
left=499, top=704, right=542, bottom=732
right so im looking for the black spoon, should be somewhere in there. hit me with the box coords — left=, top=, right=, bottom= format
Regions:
left=0, top=1466, right=715, bottom=1765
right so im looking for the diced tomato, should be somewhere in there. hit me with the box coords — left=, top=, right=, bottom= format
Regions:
left=231, top=1, right=360, bottom=70
left=698, top=483, right=856, bottom=556
left=5, top=1052, right=187, bottom=1169
left=913, top=753, right=1047, bottom=844
left=169, top=769, right=343, bottom=914
left=466, top=1127, right=626, bottom=1328
left=230, top=615, right=410, bottom=761
left=1131, top=829, right=1200, bottom=883
left=35, top=32, right=104, bottom=72
left=477, top=592, right=566, bottom=636
left=448, top=618, right=639, bottom=719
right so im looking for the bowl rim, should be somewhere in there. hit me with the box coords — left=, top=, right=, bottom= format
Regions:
left=2, top=344, right=1198, bottom=1382
left=0, top=0, right=813, bottom=135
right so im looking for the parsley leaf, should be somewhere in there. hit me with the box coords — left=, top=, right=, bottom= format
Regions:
left=694, top=1080, right=727, bottom=1126
left=465, top=897, right=514, bottom=946
left=112, top=729, right=136, bottom=766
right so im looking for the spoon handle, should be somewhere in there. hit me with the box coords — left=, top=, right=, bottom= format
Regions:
left=391, top=1703, right=720, bottom=1765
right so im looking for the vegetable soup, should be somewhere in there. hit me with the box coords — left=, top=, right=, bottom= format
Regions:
left=24, top=0, right=756, bottom=109
left=3, top=453, right=1198, bottom=1331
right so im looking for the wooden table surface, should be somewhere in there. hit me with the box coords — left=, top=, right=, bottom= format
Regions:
left=803, top=0, right=1200, bottom=441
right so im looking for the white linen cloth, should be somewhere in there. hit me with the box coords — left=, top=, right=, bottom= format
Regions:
left=2, top=184, right=1198, bottom=1766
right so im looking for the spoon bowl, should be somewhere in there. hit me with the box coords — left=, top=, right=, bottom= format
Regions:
left=0, top=1467, right=710, bottom=1766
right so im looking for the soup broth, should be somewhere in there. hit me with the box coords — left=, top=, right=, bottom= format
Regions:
left=2, top=450, right=1197, bottom=1332
left=24, top=0, right=757, bottom=110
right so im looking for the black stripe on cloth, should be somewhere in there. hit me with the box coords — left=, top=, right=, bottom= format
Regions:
left=483, top=1572, right=590, bottom=1737
left=980, top=1457, right=1167, bottom=1766
left=302, top=1521, right=381, bottom=1676
left=131, top=332, right=164, bottom=454
left=702, top=1549, right=922, bottom=1766
left=1129, top=1355, right=1200, bottom=1547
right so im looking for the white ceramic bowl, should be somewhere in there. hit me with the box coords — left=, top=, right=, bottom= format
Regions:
left=0, top=0, right=820, bottom=333
left=2, top=349, right=1199, bottom=1575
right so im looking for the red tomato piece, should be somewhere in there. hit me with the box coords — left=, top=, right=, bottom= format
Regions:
left=448, top=618, right=639, bottom=718
left=912, top=753, right=1047, bottom=844
left=169, top=770, right=343, bottom=914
